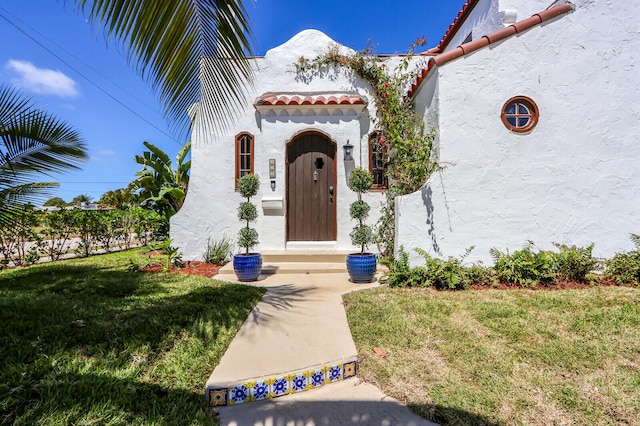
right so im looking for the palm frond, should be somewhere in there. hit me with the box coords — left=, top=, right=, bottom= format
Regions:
left=0, top=85, right=87, bottom=180
left=77, top=0, right=255, bottom=137
left=0, top=85, right=86, bottom=219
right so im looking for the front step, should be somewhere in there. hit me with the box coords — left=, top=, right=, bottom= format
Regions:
left=207, top=357, right=359, bottom=406
left=218, top=250, right=351, bottom=276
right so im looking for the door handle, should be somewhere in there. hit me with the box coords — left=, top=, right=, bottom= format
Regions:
left=329, top=186, right=334, bottom=203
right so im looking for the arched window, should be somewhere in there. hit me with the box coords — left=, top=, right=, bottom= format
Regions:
left=501, top=96, right=539, bottom=133
left=235, top=132, right=254, bottom=186
left=369, top=131, right=388, bottom=190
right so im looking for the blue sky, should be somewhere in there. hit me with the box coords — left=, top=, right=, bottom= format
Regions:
left=0, top=0, right=465, bottom=203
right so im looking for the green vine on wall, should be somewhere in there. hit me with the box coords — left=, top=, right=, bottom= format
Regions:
left=295, top=39, right=439, bottom=259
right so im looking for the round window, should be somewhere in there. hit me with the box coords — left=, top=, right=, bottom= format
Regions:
left=501, top=96, right=539, bottom=133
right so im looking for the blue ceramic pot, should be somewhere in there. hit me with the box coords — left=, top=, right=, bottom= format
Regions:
left=346, top=253, right=377, bottom=283
left=233, top=253, right=262, bottom=282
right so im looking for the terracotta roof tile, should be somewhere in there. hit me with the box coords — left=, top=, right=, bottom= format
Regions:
left=408, top=3, right=574, bottom=98
left=254, top=93, right=368, bottom=108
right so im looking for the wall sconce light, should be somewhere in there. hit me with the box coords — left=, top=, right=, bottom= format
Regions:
left=343, top=140, right=353, bottom=162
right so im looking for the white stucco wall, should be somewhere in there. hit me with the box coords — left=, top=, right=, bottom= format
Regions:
left=399, top=0, right=640, bottom=265
left=172, top=30, right=392, bottom=260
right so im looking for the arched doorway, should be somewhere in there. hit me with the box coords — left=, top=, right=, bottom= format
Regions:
left=286, top=132, right=337, bottom=241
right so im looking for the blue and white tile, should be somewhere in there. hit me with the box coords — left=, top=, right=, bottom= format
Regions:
left=229, top=384, right=252, bottom=405
left=307, top=368, right=325, bottom=389
left=250, top=380, right=271, bottom=401
left=325, top=363, right=343, bottom=383
left=270, top=376, right=290, bottom=398
left=290, top=373, right=308, bottom=393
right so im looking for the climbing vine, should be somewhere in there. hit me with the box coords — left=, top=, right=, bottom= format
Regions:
left=295, top=40, right=439, bottom=259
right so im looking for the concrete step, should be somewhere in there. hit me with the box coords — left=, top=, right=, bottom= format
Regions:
left=219, top=250, right=356, bottom=276
left=262, top=250, right=350, bottom=263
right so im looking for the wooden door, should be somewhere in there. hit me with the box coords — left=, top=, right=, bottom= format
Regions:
left=287, top=133, right=336, bottom=241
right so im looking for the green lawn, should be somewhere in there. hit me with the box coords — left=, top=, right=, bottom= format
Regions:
left=345, top=286, right=640, bottom=426
left=0, top=249, right=265, bottom=425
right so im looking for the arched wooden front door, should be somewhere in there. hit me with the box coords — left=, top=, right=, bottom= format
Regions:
left=287, top=132, right=336, bottom=241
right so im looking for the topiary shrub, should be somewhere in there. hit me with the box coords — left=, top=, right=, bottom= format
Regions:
left=236, top=174, right=260, bottom=255
left=348, top=168, right=374, bottom=254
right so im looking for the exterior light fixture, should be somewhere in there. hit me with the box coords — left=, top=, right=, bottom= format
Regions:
left=343, top=140, right=353, bottom=162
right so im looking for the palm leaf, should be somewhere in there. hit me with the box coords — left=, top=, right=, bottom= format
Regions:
left=0, top=85, right=86, bottom=224
left=77, top=0, right=255, bottom=137
left=0, top=86, right=86, bottom=182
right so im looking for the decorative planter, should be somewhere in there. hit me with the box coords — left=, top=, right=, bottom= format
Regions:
left=233, top=253, right=262, bottom=282
left=346, top=253, right=377, bottom=283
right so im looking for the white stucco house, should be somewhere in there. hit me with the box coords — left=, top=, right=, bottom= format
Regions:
left=172, top=0, right=640, bottom=264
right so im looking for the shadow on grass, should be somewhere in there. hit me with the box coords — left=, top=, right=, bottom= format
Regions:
left=0, top=260, right=266, bottom=424
left=1, top=370, right=211, bottom=425
left=409, top=402, right=502, bottom=426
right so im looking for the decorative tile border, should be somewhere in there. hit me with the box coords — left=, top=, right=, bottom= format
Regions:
left=208, top=360, right=358, bottom=407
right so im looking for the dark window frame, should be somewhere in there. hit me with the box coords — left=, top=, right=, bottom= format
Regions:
left=235, top=132, right=254, bottom=188
left=368, top=131, right=388, bottom=190
left=501, top=96, right=539, bottom=133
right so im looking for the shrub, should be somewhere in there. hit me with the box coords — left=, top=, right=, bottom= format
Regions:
left=490, top=242, right=555, bottom=287
left=466, top=263, right=498, bottom=287
left=416, top=247, right=474, bottom=290
left=40, top=209, right=75, bottom=260
left=606, top=235, right=640, bottom=286
left=348, top=168, right=374, bottom=254
left=236, top=174, right=260, bottom=255
left=203, top=235, right=234, bottom=265
left=384, top=248, right=411, bottom=287
left=0, top=206, right=43, bottom=267
left=386, top=246, right=481, bottom=290
left=552, top=243, right=598, bottom=282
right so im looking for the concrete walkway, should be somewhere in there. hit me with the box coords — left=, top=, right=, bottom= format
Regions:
left=209, top=272, right=437, bottom=426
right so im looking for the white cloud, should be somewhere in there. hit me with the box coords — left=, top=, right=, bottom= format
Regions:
left=6, top=60, right=79, bottom=98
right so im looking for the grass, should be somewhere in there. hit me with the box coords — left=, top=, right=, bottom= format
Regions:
left=0, top=249, right=265, bottom=425
left=344, top=286, right=640, bottom=425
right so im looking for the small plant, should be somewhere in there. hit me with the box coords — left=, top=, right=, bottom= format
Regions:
left=552, top=243, right=598, bottom=282
left=490, top=242, right=555, bottom=287
left=385, top=246, right=491, bottom=290
left=415, top=246, right=477, bottom=290
left=606, top=234, right=640, bottom=286
left=236, top=174, right=260, bottom=255
left=203, top=235, right=233, bottom=265
left=606, top=251, right=640, bottom=286
left=348, top=168, right=374, bottom=254
left=163, top=245, right=183, bottom=271
left=127, top=258, right=142, bottom=272
left=383, top=247, right=411, bottom=287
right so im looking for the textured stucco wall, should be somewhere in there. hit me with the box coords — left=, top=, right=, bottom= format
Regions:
left=399, top=1, right=640, bottom=265
left=444, top=0, right=497, bottom=51
left=171, top=30, right=391, bottom=260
